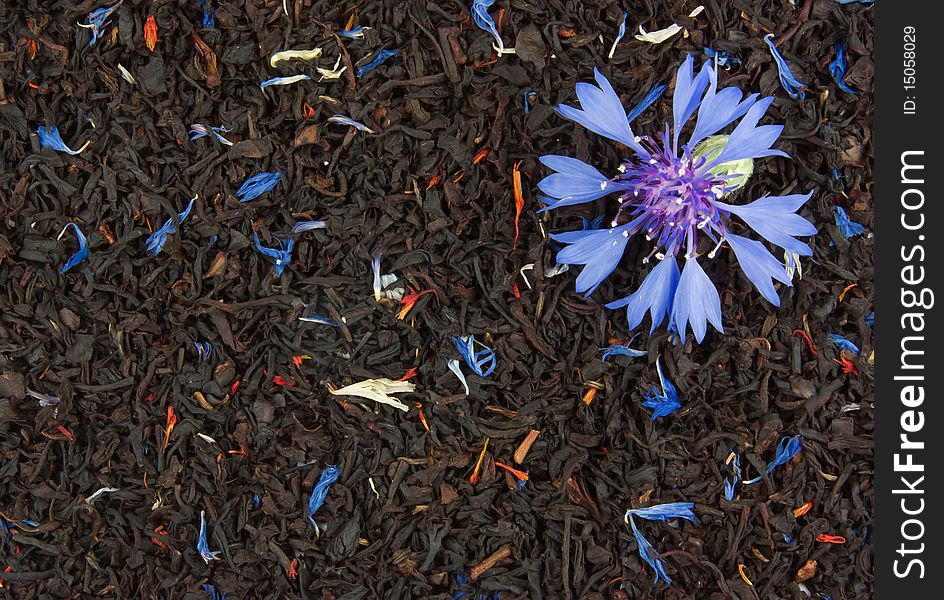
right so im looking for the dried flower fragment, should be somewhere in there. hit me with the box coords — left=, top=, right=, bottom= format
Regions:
left=270, top=48, right=323, bottom=68
left=327, top=378, right=415, bottom=412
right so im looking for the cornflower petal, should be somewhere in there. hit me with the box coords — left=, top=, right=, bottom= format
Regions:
left=764, top=34, right=808, bottom=100
left=828, top=333, right=860, bottom=354
left=711, top=96, right=787, bottom=165
left=451, top=335, right=497, bottom=377
left=198, top=0, right=216, bottom=28
left=641, top=357, right=682, bottom=419
left=253, top=232, right=294, bottom=277
left=724, top=452, right=741, bottom=501
left=58, top=223, right=90, bottom=273
left=725, top=233, right=792, bottom=306
left=339, top=26, right=367, bottom=39
left=145, top=195, right=196, bottom=257
left=626, top=83, right=667, bottom=123
left=704, top=48, right=741, bottom=69
left=189, top=124, right=233, bottom=145
left=672, top=54, right=713, bottom=150
left=78, top=0, right=123, bottom=47
left=447, top=358, right=470, bottom=394
left=260, top=74, right=312, bottom=90
left=607, top=11, right=628, bottom=60
left=236, top=172, right=281, bottom=202
left=537, top=155, right=630, bottom=210
left=832, top=206, right=868, bottom=238
left=626, top=502, right=697, bottom=524
left=371, top=254, right=383, bottom=301
left=627, top=515, right=672, bottom=585
left=26, top=389, right=61, bottom=407
left=356, top=49, right=398, bottom=77
left=600, top=344, right=647, bottom=361
left=201, top=583, right=226, bottom=600
left=552, top=223, right=635, bottom=296
left=327, top=115, right=375, bottom=133
left=744, top=435, right=803, bottom=484
left=299, top=314, right=341, bottom=327
left=37, top=125, right=90, bottom=155
left=307, top=465, right=340, bottom=529
left=290, top=220, right=327, bottom=234
left=688, top=63, right=758, bottom=148
left=197, top=510, right=220, bottom=563
left=471, top=0, right=511, bottom=54
left=555, top=68, right=644, bottom=153
left=829, top=42, right=857, bottom=94
left=606, top=256, right=680, bottom=333
left=670, top=257, right=723, bottom=343
left=717, top=193, right=816, bottom=256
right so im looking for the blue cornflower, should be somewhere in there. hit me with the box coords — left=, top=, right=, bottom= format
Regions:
left=471, top=0, right=512, bottom=55
left=37, top=125, right=90, bottom=155
left=624, top=502, right=696, bottom=585
left=642, top=358, right=681, bottom=420
left=328, top=115, right=376, bottom=134
left=607, top=11, right=629, bottom=60
left=299, top=314, right=342, bottom=327
left=58, top=223, right=90, bottom=273
left=764, top=34, right=808, bottom=99
left=601, top=344, right=647, bottom=361
left=189, top=124, right=233, bottom=145
left=339, top=26, right=367, bottom=39
left=356, top=49, right=398, bottom=77
left=78, top=0, right=123, bottom=47
left=626, top=84, right=667, bottom=124
left=253, top=232, right=294, bottom=277
left=724, top=451, right=741, bottom=501
left=864, top=311, right=875, bottom=328
left=198, top=0, right=216, bottom=28
left=290, top=220, right=327, bottom=234
left=452, top=335, right=497, bottom=377
left=829, top=42, right=857, bottom=95
left=828, top=333, right=860, bottom=355
left=236, top=172, right=281, bottom=202
left=704, top=48, right=742, bottom=70
left=196, top=510, right=220, bottom=563
left=744, top=435, right=803, bottom=484
left=307, top=465, right=341, bottom=531
left=580, top=214, right=606, bottom=231
left=832, top=206, right=868, bottom=238
left=522, top=90, right=537, bottom=114
left=260, top=74, right=312, bottom=90
left=541, top=57, right=815, bottom=342
left=146, top=196, right=196, bottom=257
left=202, top=583, right=226, bottom=600
left=194, top=341, right=213, bottom=360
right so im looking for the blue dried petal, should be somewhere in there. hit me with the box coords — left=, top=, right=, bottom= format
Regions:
left=202, top=583, right=226, bottom=600
left=580, top=215, right=606, bottom=231
left=37, top=125, right=89, bottom=155
left=328, top=114, right=375, bottom=133
left=260, top=74, right=312, bottom=90
left=451, top=335, right=497, bottom=377
left=198, top=0, right=216, bottom=28
left=642, top=358, right=681, bottom=420
left=764, top=34, right=807, bottom=100
left=607, top=10, right=628, bottom=59
left=194, top=341, right=213, bottom=360
left=626, top=502, right=697, bottom=524
left=339, top=26, right=366, bottom=39
left=253, top=232, right=294, bottom=277
left=601, top=344, right=647, bottom=361
left=290, top=220, right=327, bottom=234
left=307, top=465, right=341, bottom=529
left=724, top=452, right=741, bottom=501
left=59, top=223, right=90, bottom=273
left=146, top=196, right=196, bottom=257
left=522, top=89, right=537, bottom=114
left=626, top=84, right=667, bottom=123
left=299, top=314, right=342, bottom=328
left=627, top=514, right=673, bottom=585
left=864, top=312, right=874, bottom=328
left=356, top=49, right=398, bottom=78
left=471, top=0, right=508, bottom=53
left=744, top=435, right=803, bottom=484
left=236, top=172, right=281, bottom=202
left=828, top=333, right=860, bottom=355
left=829, top=42, right=857, bottom=95
left=704, top=48, right=742, bottom=69
left=78, top=0, right=123, bottom=47
left=190, top=124, right=233, bottom=145
left=832, top=206, right=868, bottom=238
left=196, top=510, right=220, bottom=563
